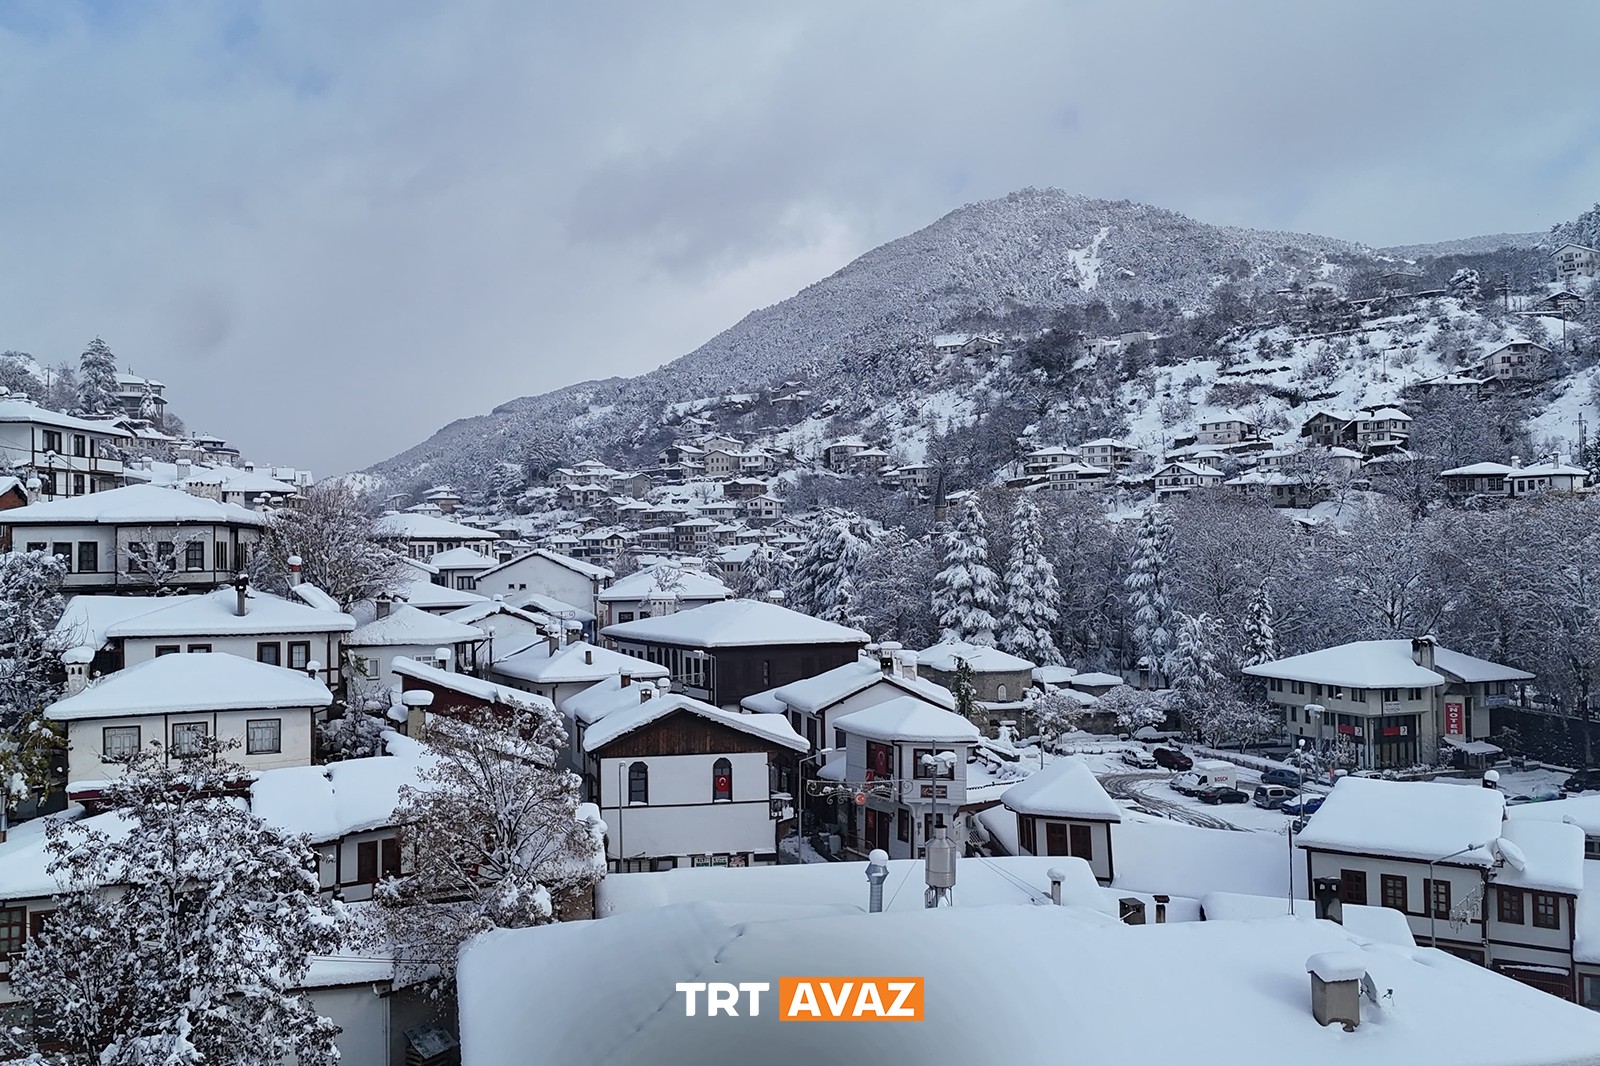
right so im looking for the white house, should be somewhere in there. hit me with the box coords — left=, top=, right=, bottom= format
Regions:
left=596, top=563, right=733, bottom=627
left=55, top=581, right=352, bottom=690
left=1077, top=437, right=1141, bottom=471
left=1000, top=758, right=1122, bottom=884
left=580, top=689, right=806, bottom=871
left=472, top=548, right=614, bottom=630
left=44, top=651, right=331, bottom=795
left=0, top=398, right=131, bottom=499
left=1197, top=411, right=1259, bottom=446
left=1154, top=461, right=1224, bottom=496
left=492, top=635, right=670, bottom=708
left=374, top=511, right=499, bottom=561
left=445, top=598, right=553, bottom=663
left=429, top=546, right=501, bottom=591
left=344, top=596, right=486, bottom=699
left=1553, top=243, right=1598, bottom=281
left=217, top=467, right=302, bottom=508
left=0, top=484, right=267, bottom=594
left=1046, top=461, right=1113, bottom=492
left=1354, top=408, right=1412, bottom=453
left=1481, top=341, right=1551, bottom=382
left=831, top=696, right=982, bottom=860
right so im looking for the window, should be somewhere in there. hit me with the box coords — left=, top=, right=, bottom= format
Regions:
left=897, top=807, right=910, bottom=842
left=1408, top=688, right=1424, bottom=701
left=1498, top=888, right=1524, bottom=925
left=41, top=430, right=61, bottom=454
left=184, top=542, right=204, bottom=570
left=834, top=728, right=846, bottom=751
left=1382, top=688, right=1399, bottom=702
left=1339, top=869, right=1368, bottom=906
left=618, top=611, right=635, bottom=623
left=1045, top=822, right=1069, bottom=857
left=256, top=642, right=281, bottom=667
left=628, top=762, right=649, bottom=804
left=0, top=907, right=25, bottom=955
left=618, top=858, right=652, bottom=873
left=186, top=644, right=211, bottom=654
left=171, top=722, right=208, bottom=756
left=913, top=747, right=955, bottom=779
left=356, top=841, right=378, bottom=883
left=1290, top=681, right=1305, bottom=695
left=1269, top=678, right=1283, bottom=692
left=77, top=542, right=98, bottom=573
left=246, top=719, right=282, bottom=755
left=712, top=757, right=732, bottom=801
left=71, top=434, right=86, bottom=457
left=72, top=473, right=84, bottom=495
left=1583, top=974, right=1600, bottom=1011
left=866, top=741, right=893, bottom=781
left=381, top=838, right=401, bottom=878
left=1533, top=892, right=1561, bottom=930
left=214, top=541, right=228, bottom=573
left=51, top=542, right=71, bottom=570
left=1425, top=878, right=1451, bottom=919
left=154, top=645, right=180, bottom=656
left=1380, top=874, right=1408, bottom=912
left=1019, top=817, right=1037, bottom=854
left=1069, top=823, right=1093, bottom=860
left=1329, top=686, right=1343, bottom=699
left=288, top=642, right=311, bottom=670
left=156, top=541, right=174, bottom=565
left=1353, top=688, right=1367, bottom=703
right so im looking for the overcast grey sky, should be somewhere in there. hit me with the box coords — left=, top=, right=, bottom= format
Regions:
left=2, top=1, right=1596, bottom=474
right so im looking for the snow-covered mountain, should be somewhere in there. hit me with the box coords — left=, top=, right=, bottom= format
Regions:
left=364, top=188, right=1586, bottom=490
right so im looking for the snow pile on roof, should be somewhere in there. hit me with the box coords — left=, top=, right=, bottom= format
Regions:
left=1507, top=792, right=1600, bottom=836
left=389, top=577, right=489, bottom=612
left=374, top=512, right=498, bottom=541
left=580, top=693, right=806, bottom=753
left=44, top=652, right=333, bottom=720
left=0, top=483, right=267, bottom=526
left=915, top=640, right=1037, bottom=673
left=603, top=599, right=869, bottom=648
left=348, top=604, right=484, bottom=648
left=1200, top=892, right=1316, bottom=921
left=392, top=656, right=554, bottom=713
left=1001, top=758, right=1121, bottom=821
left=1069, top=671, right=1124, bottom=688
left=58, top=587, right=353, bottom=646
left=492, top=640, right=669, bottom=686
left=833, top=696, right=980, bottom=744
left=1241, top=639, right=1533, bottom=686
left=1295, top=778, right=1506, bottom=863
left=221, top=470, right=301, bottom=497
left=0, top=398, right=133, bottom=435
left=506, top=592, right=595, bottom=623
left=248, top=754, right=429, bottom=844
left=291, top=583, right=344, bottom=612
left=1494, top=818, right=1585, bottom=896
left=457, top=901, right=1600, bottom=1066
left=479, top=548, right=613, bottom=582
left=763, top=659, right=955, bottom=714
left=1442, top=461, right=1516, bottom=477
left=1032, top=665, right=1078, bottom=685
left=597, top=565, right=733, bottom=604
left=560, top=675, right=671, bottom=725
left=429, top=547, right=501, bottom=568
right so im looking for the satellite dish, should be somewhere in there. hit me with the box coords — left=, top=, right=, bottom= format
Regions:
left=1360, top=972, right=1380, bottom=1003
left=1493, top=837, right=1529, bottom=873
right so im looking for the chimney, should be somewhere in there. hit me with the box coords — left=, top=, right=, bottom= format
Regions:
left=244, top=461, right=255, bottom=472
left=433, top=647, right=450, bottom=670
left=1307, top=953, right=1365, bottom=1030
left=287, top=554, right=303, bottom=586
left=305, top=659, right=321, bottom=680
left=1410, top=635, right=1436, bottom=672
left=1153, top=894, right=1169, bottom=924
left=866, top=849, right=890, bottom=913
left=375, top=592, right=393, bottom=620
left=620, top=670, right=633, bottom=688
left=640, top=685, right=654, bottom=704
left=547, top=632, right=559, bottom=656
left=1119, top=897, right=1146, bottom=925
left=585, top=648, right=594, bottom=665
left=1312, top=876, right=1344, bottom=923
left=233, top=574, right=250, bottom=617
left=1047, top=867, right=1066, bottom=906
left=400, top=690, right=434, bottom=738
left=176, top=458, right=192, bottom=477
left=897, top=651, right=919, bottom=681
left=1482, top=769, right=1500, bottom=790
left=878, top=641, right=902, bottom=676
left=62, top=646, right=95, bottom=695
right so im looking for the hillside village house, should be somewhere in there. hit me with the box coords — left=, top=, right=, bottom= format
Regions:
left=444, top=599, right=552, bottom=663
left=828, top=697, right=982, bottom=860
left=374, top=510, right=499, bottom=562
left=1297, top=777, right=1587, bottom=1001
left=1000, top=758, right=1121, bottom=884
left=1553, top=243, right=1598, bottom=281
left=1540, top=290, right=1588, bottom=317
left=44, top=651, right=332, bottom=797
left=596, top=563, right=733, bottom=627
left=1078, top=437, right=1141, bottom=471
left=914, top=641, right=1036, bottom=722
left=1047, top=461, right=1113, bottom=492
left=1243, top=637, right=1534, bottom=769
left=1481, top=340, right=1550, bottom=382
left=344, top=594, right=486, bottom=698
left=492, top=634, right=670, bottom=707
left=580, top=687, right=806, bottom=871
left=1354, top=408, right=1412, bottom=452
left=0, top=399, right=131, bottom=498
left=1153, top=460, right=1225, bottom=496
left=0, top=484, right=266, bottom=594
left=112, top=371, right=166, bottom=425
left=1441, top=458, right=1589, bottom=498
left=55, top=581, right=352, bottom=690
left=1023, top=445, right=1078, bottom=478
left=1224, top=469, right=1318, bottom=508
left=603, top=598, right=868, bottom=709
left=823, top=438, right=868, bottom=471
left=392, top=653, right=560, bottom=737
left=216, top=466, right=303, bottom=508
left=1197, top=411, right=1259, bottom=446
left=1300, top=409, right=1358, bottom=449
left=472, top=548, right=614, bottom=632
left=428, top=546, right=500, bottom=590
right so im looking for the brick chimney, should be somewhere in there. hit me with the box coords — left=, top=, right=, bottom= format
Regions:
left=1410, top=635, right=1437, bottom=672
left=287, top=554, right=302, bottom=586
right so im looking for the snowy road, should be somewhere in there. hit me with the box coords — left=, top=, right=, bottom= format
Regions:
left=1099, top=771, right=1244, bottom=831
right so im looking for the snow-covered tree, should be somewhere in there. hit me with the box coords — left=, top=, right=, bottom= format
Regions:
left=831, top=573, right=868, bottom=632
left=950, top=658, right=978, bottom=724
left=1171, top=612, right=1229, bottom=737
left=0, top=710, right=62, bottom=836
left=0, top=549, right=68, bottom=728
left=72, top=337, right=119, bottom=418
left=373, top=700, right=603, bottom=993
left=1098, top=685, right=1168, bottom=736
left=999, top=497, right=1063, bottom=665
left=1448, top=267, right=1481, bottom=302
left=319, top=708, right=389, bottom=762
left=1238, top=582, right=1279, bottom=668
left=1030, top=687, right=1085, bottom=747
left=787, top=513, right=866, bottom=619
left=121, top=527, right=209, bottom=594
left=932, top=496, right=1002, bottom=646
left=485, top=461, right=524, bottom=504
left=136, top=379, right=159, bottom=424
left=9, top=740, right=343, bottom=1065
left=249, top=482, right=409, bottom=610
left=732, top=544, right=789, bottom=601
left=1126, top=507, right=1176, bottom=683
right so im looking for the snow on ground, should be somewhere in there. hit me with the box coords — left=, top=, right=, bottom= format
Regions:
left=1064, top=225, right=1111, bottom=291
left=1532, top=360, right=1599, bottom=451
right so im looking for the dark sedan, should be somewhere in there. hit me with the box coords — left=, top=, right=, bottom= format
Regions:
left=1197, top=785, right=1249, bottom=805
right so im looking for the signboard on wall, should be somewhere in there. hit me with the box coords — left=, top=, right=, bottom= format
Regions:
left=1444, top=701, right=1465, bottom=736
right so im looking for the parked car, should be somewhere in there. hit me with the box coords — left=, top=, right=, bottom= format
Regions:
left=1279, top=795, right=1325, bottom=817
left=1198, top=785, right=1249, bottom=805
left=1253, top=784, right=1296, bottom=810
left=1120, top=748, right=1158, bottom=769
left=1260, top=767, right=1302, bottom=789
left=1152, top=748, right=1193, bottom=772
left=1564, top=769, right=1600, bottom=794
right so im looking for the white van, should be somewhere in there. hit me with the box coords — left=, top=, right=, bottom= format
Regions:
left=1171, top=759, right=1236, bottom=796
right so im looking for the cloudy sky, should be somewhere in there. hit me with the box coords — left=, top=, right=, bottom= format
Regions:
left=2, top=1, right=1596, bottom=474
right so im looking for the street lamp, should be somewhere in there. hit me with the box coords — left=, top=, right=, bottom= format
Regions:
left=1427, top=838, right=1527, bottom=948
left=786, top=747, right=837, bottom=864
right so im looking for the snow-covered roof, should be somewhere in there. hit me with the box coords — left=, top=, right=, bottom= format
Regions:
left=1493, top=818, right=1585, bottom=896
left=1295, top=778, right=1506, bottom=864
left=456, top=900, right=1600, bottom=1066
left=833, top=696, right=980, bottom=743
left=1156, top=461, right=1224, bottom=477
left=374, top=512, right=498, bottom=541
left=914, top=640, right=1036, bottom=674
left=559, top=675, right=671, bottom=725
left=1241, top=640, right=1533, bottom=687
left=441, top=600, right=550, bottom=629
left=0, top=483, right=268, bottom=526
left=393, top=578, right=488, bottom=612
left=1516, top=461, right=1589, bottom=477
left=505, top=592, right=595, bottom=624
left=477, top=548, right=613, bottom=582
left=597, top=565, right=733, bottom=604
left=1359, top=407, right=1412, bottom=422
left=249, top=754, right=428, bottom=844
left=391, top=655, right=554, bottom=713
left=0, top=399, right=134, bottom=436
left=1032, top=665, right=1078, bottom=685
left=492, top=639, right=669, bottom=686
left=1078, top=437, right=1131, bottom=448
left=603, top=599, right=869, bottom=649
left=762, top=659, right=955, bottom=714
left=580, top=693, right=806, bottom=753
left=1441, top=461, right=1515, bottom=477
left=290, top=583, right=343, bottom=612
left=44, top=651, right=333, bottom=720
left=1001, top=758, right=1121, bottom=821
left=429, top=546, right=501, bottom=569
left=60, top=588, right=352, bottom=647
left=220, top=471, right=301, bottom=497
left=347, top=603, right=485, bottom=648
left=1506, top=792, right=1600, bottom=837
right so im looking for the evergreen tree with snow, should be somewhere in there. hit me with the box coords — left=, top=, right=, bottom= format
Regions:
left=950, top=657, right=979, bottom=724
left=932, top=496, right=1002, bottom=646
left=319, top=708, right=389, bottom=761
left=10, top=740, right=344, bottom=1065
left=999, top=497, right=1063, bottom=665
left=787, top=513, right=864, bottom=619
left=73, top=337, right=119, bottom=418
left=830, top=573, right=868, bottom=631
left=136, top=379, right=159, bottom=423
left=1125, top=507, right=1175, bottom=685
left=733, top=544, right=788, bottom=601
left=1239, top=581, right=1279, bottom=668
left=1171, top=612, right=1226, bottom=734
left=0, top=549, right=68, bottom=730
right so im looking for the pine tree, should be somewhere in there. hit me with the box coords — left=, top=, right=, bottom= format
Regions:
left=136, top=379, right=159, bottom=423
left=830, top=573, right=868, bottom=631
left=932, top=496, right=1002, bottom=646
left=733, top=544, right=788, bottom=601
left=1171, top=612, right=1227, bottom=735
left=73, top=337, right=119, bottom=418
left=787, top=513, right=863, bottom=618
left=10, top=740, right=344, bottom=1065
left=999, top=497, right=1063, bottom=665
left=951, top=658, right=979, bottom=723
left=1125, top=507, right=1175, bottom=684
left=1239, top=582, right=1279, bottom=668
left=0, top=549, right=68, bottom=729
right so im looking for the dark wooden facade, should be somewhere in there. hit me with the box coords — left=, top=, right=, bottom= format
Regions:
left=588, top=709, right=788, bottom=759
